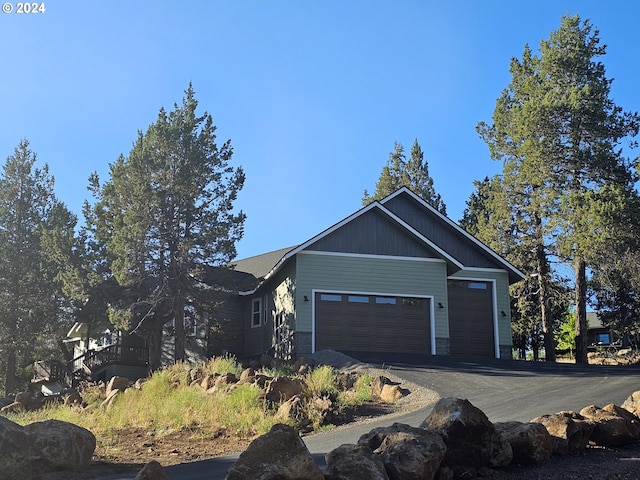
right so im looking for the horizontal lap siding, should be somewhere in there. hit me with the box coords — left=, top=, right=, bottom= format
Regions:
left=296, top=252, right=448, bottom=338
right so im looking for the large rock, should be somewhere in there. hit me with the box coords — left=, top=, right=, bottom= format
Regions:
left=225, top=423, right=323, bottom=480
left=494, top=421, right=552, bottom=465
left=579, top=404, right=640, bottom=447
left=324, top=444, right=389, bottom=480
left=621, top=390, right=640, bottom=417
left=531, top=411, right=594, bottom=455
left=263, top=377, right=306, bottom=404
left=135, top=460, right=171, bottom=480
left=358, top=423, right=446, bottom=480
left=420, top=397, right=512, bottom=475
left=106, top=375, right=131, bottom=396
left=0, top=417, right=96, bottom=479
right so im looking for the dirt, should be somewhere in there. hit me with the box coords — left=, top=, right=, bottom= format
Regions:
left=34, top=351, right=640, bottom=479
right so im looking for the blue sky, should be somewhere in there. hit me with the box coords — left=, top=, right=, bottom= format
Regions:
left=1, top=1, right=638, bottom=260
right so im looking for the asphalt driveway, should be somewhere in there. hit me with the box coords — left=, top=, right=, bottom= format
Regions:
left=101, top=354, right=640, bottom=479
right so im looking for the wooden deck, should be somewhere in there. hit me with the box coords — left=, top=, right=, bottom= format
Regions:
left=34, top=344, right=148, bottom=388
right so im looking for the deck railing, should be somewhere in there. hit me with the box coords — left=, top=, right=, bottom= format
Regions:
left=34, top=344, right=148, bottom=388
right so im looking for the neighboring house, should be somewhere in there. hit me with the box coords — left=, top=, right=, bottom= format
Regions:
left=213, top=187, right=525, bottom=361
left=33, top=322, right=148, bottom=394
left=586, top=312, right=615, bottom=347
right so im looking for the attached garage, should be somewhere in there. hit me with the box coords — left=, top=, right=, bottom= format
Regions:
left=314, top=292, right=432, bottom=354
left=447, top=280, right=496, bottom=356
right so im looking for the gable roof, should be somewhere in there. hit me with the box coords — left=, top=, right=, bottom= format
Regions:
left=234, top=187, right=525, bottom=292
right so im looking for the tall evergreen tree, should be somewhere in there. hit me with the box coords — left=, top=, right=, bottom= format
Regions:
left=86, top=84, right=246, bottom=372
left=477, top=14, right=639, bottom=363
left=0, top=140, right=77, bottom=395
left=363, top=139, right=446, bottom=214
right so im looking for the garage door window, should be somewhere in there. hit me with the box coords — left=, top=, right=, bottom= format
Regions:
left=348, top=295, right=369, bottom=303
left=320, top=294, right=342, bottom=302
left=375, top=297, right=396, bottom=305
left=468, top=282, right=488, bottom=289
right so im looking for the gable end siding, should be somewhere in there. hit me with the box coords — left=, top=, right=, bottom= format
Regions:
left=384, top=194, right=501, bottom=269
left=306, top=208, right=437, bottom=258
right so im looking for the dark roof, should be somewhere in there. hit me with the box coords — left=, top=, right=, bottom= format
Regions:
left=232, top=246, right=298, bottom=279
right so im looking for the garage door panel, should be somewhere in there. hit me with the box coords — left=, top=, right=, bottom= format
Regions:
left=447, top=280, right=494, bottom=356
left=315, top=292, right=430, bottom=354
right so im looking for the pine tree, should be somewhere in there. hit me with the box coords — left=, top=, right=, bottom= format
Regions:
left=0, top=140, right=77, bottom=394
left=86, top=84, right=246, bottom=372
left=477, top=14, right=640, bottom=363
left=363, top=139, right=446, bottom=214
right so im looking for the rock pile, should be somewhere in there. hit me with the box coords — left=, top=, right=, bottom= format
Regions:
left=226, top=391, right=640, bottom=480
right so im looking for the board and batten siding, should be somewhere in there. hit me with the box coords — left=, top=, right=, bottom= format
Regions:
left=448, top=268, right=512, bottom=350
left=296, top=251, right=449, bottom=342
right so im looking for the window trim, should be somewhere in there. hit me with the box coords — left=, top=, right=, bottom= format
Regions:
left=251, top=298, right=262, bottom=328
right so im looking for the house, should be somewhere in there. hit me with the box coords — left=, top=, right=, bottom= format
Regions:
left=33, top=322, right=148, bottom=394
left=212, top=187, right=525, bottom=361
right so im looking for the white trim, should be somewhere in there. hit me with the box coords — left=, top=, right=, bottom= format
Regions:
left=311, top=289, right=435, bottom=355
left=447, top=277, right=500, bottom=359
left=298, top=249, right=447, bottom=264
left=381, top=187, right=526, bottom=280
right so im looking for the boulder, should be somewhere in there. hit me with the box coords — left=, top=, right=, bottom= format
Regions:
left=579, top=404, right=640, bottom=447
left=621, top=390, right=640, bottom=417
left=275, top=394, right=305, bottom=423
left=0, top=417, right=95, bottom=478
left=494, top=421, right=552, bottom=465
left=358, top=423, right=446, bottom=480
left=225, top=423, right=323, bottom=480
left=238, top=367, right=256, bottom=384
left=201, top=373, right=219, bottom=390
left=370, top=375, right=393, bottom=396
left=531, top=411, right=594, bottom=455
left=106, top=375, right=131, bottom=396
left=263, top=377, right=305, bottom=404
left=324, top=444, right=389, bottom=480
left=420, top=397, right=512, bottom=475
left=135, top=460, right=171, bottom=480
left=14, top=391, right=31, bottom=406
left=380, top=384, right=405, bottom=403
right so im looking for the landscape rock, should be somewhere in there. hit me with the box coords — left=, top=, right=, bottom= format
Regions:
left=275, top=394, right=305, bottom=422
left=621, top=390, right=640, bottom=417
left=358, top=423, right=446, bottom=480
left=579, top=404, right=640, bottom=446
left=106, top=375, right=131, bottom=396
left=238, top=367, right=256, bottom=384
left=200, top=373, right=219, bottom=390
left=64, top=391, right=84, bottom=407
left=420, top=397, right=512, bottom=475
left=225, top=423, right=323, bottom=480
left=531, top=411, right=595, bottom=455
left=324, top=444, right=389, bottom=480
left=15, top=391, right=31, bottom=406
left=135, top=460, right=171, bottom=480
left=494, top=421, right=552, bottom=465
left=380, top=384, right=405, bottom=403
left=263, top=376, right=306, bottom=403
left=0, top=417, right=96, bottom=479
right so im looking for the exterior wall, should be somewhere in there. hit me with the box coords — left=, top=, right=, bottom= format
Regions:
left=448, top=268, right=512, bottom=357
left=296, top=251, right=449, bottom=354
left=242, top=259, right=297, bottom=358
left=209, top=294, right=247, bottom=357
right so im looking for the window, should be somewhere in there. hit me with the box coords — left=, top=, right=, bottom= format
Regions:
left=320, top=294, right=342, bottom=302
left=348, top=295, right=369, bottom=303
left=403, top=298, right=423, bottom=307
left=251, top=298, right=262, bottom=327
left=468, top=282, right=488, bottom=290
left=263, top=295, right=269, bottom=325
left=375, top=297, right=397, bottom=305
left=596, top=333, right=611, bottom=345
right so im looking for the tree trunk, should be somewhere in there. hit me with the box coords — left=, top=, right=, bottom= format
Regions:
left=536, top=244, right=555, bottom=362
left=147, top=321, right=163, bottom=375
left=4, top=346, right=16, bottom=396
left=574, top=256, right=588, bottom=364
left=174, top=295, right=185, bottom=363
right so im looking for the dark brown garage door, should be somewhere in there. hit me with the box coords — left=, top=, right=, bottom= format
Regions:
left=447, top=280, right=494, bottom=356
left=314, top=292, right=430, bottom=354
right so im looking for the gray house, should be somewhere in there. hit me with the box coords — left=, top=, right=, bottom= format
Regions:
left=214, top=187, right=524, bottom=360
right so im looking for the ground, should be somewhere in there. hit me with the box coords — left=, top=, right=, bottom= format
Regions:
left=32, top=353, right=640, bottom=479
